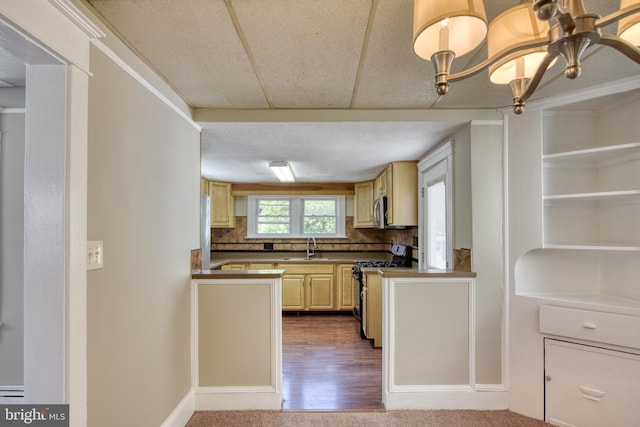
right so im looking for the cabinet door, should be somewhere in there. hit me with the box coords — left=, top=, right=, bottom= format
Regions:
left=387, top=161, right=418, bottom=227
left=545, top=339, right=640, bottom=427
left=374, top=169, right=387, bottom=198
left=282, top=275, right=305, bottom=310
left=337, top=264, right=355, bottom=310
left=209, top=181, right=236, bottom=228
left=354, top=181, right=374, bottom=228
left=365, top=273, right=383, bottom=347
left=307, top=274, right=334, bottom=310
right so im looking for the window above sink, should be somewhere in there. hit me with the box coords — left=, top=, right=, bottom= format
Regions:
left=246, top=195, right=346, bottom=239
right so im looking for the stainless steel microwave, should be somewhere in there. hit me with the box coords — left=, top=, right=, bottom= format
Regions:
left=372, top=196, right=387, bottom=229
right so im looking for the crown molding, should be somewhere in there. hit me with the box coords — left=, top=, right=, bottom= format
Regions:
left=48, top=0, right=105, bottom=39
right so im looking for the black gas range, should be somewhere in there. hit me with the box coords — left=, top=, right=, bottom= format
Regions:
left=352, top=244, right=412, bottom=340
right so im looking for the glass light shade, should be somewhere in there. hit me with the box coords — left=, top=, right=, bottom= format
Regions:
left=488, top=3, right=554, bottom=84
left=618, top=0, right=640, bottom=46
left=413, top=0, right=488, bottom=60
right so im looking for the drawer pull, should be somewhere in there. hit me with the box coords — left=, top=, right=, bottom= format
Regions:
left=582, top=322, right=597, bottom=330
left=580, top=385, right=605, bottom=402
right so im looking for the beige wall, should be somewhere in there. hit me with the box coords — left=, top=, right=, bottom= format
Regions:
left=198, top=283, right=272, bottom=386
left=87, top=45, right=200, bottom=426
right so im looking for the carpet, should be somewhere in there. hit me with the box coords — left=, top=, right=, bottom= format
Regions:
left=186, top=409, right=549, bottom=426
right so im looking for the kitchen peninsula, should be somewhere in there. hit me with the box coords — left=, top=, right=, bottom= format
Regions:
left=191, top=264, right=486, bottom=410
left=191, top=269, right=284, bottom=410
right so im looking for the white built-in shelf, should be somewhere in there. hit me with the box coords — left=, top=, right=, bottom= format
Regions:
left=544, top=190, right=640, bottom=205
left=517, top=292, right=640, bottom=317
left=543, top=142, right=640, bottom=164
left=543, top=243, right=640, bottom=251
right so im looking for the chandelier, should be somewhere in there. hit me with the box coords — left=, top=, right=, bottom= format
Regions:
left=413, top=0, right=640, bottom=114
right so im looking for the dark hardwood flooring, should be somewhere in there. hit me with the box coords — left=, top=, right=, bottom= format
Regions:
left=282, top=312, right=384, bottom=411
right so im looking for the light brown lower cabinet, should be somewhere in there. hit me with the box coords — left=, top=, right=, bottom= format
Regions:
left=337, top=264, right=356, bottom=310
left=362, top=271, right=383, bottom=347
left=279, top=263, right=335, bottom=311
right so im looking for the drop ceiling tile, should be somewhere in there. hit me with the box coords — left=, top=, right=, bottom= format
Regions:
left=353, top=0, right=439, bottom=108
left=89, top=0, right=268, bottom=107
left=230, top=0, right=371, bottom=108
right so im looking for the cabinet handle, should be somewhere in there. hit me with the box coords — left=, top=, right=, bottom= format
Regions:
left=580, top=385, right=605, bottom=402
left=582, top=322, right=597, bottom=330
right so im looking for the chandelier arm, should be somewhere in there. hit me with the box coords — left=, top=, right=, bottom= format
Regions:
left=520, top=52, right=559, bottom=102
left=448, top=39, right=549, bottom=83
left=596, top=35, right=640, bottom=65
left=596, top=4, right=640, bottom=29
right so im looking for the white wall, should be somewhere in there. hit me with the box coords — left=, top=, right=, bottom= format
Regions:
left=86, top=44, right=200, bottom=426
left=0, top=94, right=25, bottom=388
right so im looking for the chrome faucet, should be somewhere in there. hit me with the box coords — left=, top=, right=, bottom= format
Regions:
left=306, top=237, right=317, bottom=259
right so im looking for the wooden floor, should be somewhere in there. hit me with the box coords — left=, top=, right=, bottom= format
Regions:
left=282, top=312, right=383, bottom=411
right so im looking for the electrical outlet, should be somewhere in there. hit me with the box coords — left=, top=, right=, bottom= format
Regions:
left=87, top=240, right=104, bottom=270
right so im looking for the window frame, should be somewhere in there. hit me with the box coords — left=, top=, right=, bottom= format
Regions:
left=418, top=141, right=454, bottom=269
left=247, top=195, right=346, bottom=238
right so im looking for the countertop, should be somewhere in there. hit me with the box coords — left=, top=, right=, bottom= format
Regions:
left=209, top=254, right=386, bottom=270
left=360, top=266, right=476, bottom=278
left=192, top=269, right=286, bottom=279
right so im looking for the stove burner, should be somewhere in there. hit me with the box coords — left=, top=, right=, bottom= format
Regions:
left=351, top=260, right=406, bottom=281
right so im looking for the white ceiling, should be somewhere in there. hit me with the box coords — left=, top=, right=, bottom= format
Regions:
left=73, top=1, right=640, bottom=181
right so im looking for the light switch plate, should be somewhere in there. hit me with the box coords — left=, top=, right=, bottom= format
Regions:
left=87, top=240, right=104, bottom=270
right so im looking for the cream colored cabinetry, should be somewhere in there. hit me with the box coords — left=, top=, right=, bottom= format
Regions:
left=278, top=263, right=335, bottom=311
left=282, top=274, right=305, bottom=310
left=354, top=181, right=374, bottom=228
left=539, top=302, right=640, bottom=425
left=247, top=263, right=275, bottom=269
left=374, top=168, right=387, bottom=198
left=337, top=264, right=356, bottom=310
left=544, top=339, right=640, bottom=426
left=354, top=162, right=418, bottom=228
left=221, top=263, right=246, bottom=270
left=362, top=271, right=383, bottom=347
left=385, top=161, right=418, bottom=227
left=208, top=180, right=236, bottom=228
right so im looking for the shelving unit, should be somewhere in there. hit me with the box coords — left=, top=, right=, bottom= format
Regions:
left=515, top=91, right=640, bottom=314
left=542, top=124, right=640, bottom=251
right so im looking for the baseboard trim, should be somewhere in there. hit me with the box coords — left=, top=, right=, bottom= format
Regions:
left=194, top=387, right=282, bottom=410
left=384, top=388, right=508, bottom=410
left=161, top=390, right=195, bottom=427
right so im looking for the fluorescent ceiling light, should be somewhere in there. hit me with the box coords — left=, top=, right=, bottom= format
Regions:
left=269, top=161, right=295, bottom=182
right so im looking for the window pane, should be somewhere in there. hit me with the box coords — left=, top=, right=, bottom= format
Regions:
left=427, top=180, right=447, bottom=269
left=257, top=199, right=290, bottom=234
left=303, top=199, right=337, bottom=234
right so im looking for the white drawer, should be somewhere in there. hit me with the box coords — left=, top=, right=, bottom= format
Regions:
left=540, top=305, right=640, bottom=349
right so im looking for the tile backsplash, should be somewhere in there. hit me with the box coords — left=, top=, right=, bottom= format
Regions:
left=212, top=216, right=416, bottom=254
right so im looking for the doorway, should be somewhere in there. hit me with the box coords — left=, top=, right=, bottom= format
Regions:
left=0, top=58, right=26, bottom=400
left=281, top=312, right=383, bottom=411
left=0, top=19, right=69, bottom=404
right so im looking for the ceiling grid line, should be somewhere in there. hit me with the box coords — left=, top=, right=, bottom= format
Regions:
left=223, top=0, right=275, bottom=108
left=350, top=0, right=379, bottom=109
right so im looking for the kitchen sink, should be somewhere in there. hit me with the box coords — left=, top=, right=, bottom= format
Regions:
left=283, top=257, right=331, bottom=261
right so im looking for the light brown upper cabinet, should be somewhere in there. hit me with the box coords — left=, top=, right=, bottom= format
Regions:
left=207, top=180, right=236, bottom=228
left=353, top=181, right=375, bottom=228
left=385, top=161, right=418, bottom=227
